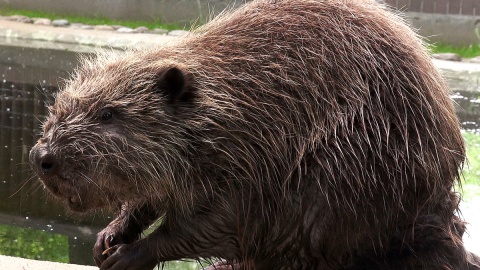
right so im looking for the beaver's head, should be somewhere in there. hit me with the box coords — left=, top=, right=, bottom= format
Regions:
left=30, top=51, right=196, bottom=212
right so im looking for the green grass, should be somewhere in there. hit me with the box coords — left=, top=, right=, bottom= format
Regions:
left=429, top=43, right=480, bottom=59
left=461, top=131, right=480, bottom=200
left=0, top=8, right=182, bottom=31
left=0, top=224, right=69, bottom=262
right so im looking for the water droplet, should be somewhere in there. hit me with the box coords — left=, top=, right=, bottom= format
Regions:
left=7, top=66, right=11, bottom=70
left=25, top=217, right=29, bottom=220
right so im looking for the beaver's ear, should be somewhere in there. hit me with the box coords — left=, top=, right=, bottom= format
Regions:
left=155, top=66, right=195, bottom=103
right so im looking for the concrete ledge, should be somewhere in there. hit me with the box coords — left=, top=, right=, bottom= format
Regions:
left=0, top=19, right=177, bottom=51
left=0, top=255, right=96, bottom=270
left=434, top=59, right=480, bottom=72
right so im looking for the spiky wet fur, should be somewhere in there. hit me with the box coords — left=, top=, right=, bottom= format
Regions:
left=36, top=0, right=479, bottom=269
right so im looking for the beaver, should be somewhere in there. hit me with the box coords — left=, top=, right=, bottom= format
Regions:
left=29, top=0, right=480, bottom=269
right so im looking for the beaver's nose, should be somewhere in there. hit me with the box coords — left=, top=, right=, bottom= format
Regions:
left=30, top=143, right=59, bottom=177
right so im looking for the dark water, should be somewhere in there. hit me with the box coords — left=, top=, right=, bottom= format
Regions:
left=1, top=40, right=480, bottom=265
left=452, top=91, right=480, bottom=130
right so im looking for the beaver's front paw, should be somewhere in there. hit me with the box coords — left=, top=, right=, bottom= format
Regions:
left=93, top=226, right=137, bottom=267
left=99, top=242, right=158, bottom=270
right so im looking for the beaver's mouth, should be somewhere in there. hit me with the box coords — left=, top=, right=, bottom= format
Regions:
left=66, top=195, right=89, bottom=212
left=40, top=175, right=104, bottom=212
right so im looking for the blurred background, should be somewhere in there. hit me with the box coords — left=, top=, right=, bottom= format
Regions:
left=0, top=0, right=479, bottom=269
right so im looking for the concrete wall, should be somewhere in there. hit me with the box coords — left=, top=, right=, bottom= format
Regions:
left=384, top=0, right=480, bottom=15
left=383, top=0, right=480, bottom=46
left=0, top=0, right=247, bottom=26
left=405, top=12, right=480, bottom=46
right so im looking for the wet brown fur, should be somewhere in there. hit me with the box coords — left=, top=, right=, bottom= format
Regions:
left=30, top=0, right=480, bottom=269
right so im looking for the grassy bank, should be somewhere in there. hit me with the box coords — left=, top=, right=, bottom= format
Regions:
left=461, top=131, right=480, bottom=199
left=430, top=43, right=480, bottom=58
left=0, top=224, right=69, bottom=262
left=0, top=8, right=181, bottom=30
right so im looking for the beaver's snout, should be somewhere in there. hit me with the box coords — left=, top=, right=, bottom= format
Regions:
left=30, top=143, right=60, bottom=178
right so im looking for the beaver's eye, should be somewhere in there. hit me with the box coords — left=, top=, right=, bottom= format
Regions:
left=100, top=108, right=114, bottom=123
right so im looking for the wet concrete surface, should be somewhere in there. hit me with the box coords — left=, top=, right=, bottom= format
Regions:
left=0, top=254, right=96, bottom=270
left=0, top=19, right=177, bottom=50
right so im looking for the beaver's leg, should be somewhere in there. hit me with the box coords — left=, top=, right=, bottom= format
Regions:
left=99, top=200, right=240, bottom=270
left=93, top=201, right=160, bottom=267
